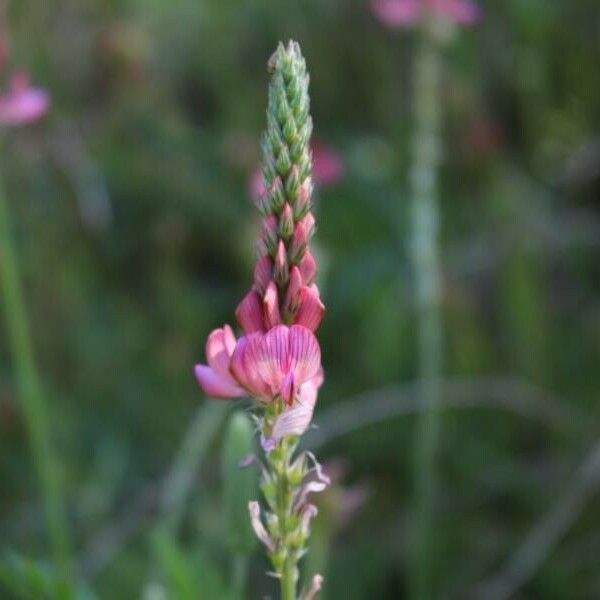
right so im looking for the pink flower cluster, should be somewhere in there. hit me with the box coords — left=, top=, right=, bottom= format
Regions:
left=371, top=0, right=481, bottom=28
left=196, top=162, right=326, bottom=447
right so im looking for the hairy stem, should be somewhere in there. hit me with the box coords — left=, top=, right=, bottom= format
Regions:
left=408, top=21, right=444, bottom=600
left=0, top=171, right=71, bottom=583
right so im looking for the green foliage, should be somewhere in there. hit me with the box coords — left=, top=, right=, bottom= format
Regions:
left=221, top=412, right=259, bottom=557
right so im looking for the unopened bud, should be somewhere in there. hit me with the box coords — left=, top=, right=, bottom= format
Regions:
left=289, top=222, right=308, bottom=264
left=279, top=203, right=294, bottom=240
left=274, top=240, right=289, bottom=284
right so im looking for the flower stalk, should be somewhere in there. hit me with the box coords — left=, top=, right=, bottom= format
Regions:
left=0, top=171, right=72, bottom=584
left=409, top=13, right=445, bottom=600
left=195, top=41, right=326, bottom=599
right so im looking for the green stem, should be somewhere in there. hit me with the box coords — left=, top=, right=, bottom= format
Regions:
left=231, top=554, right=248, bottom=599
left=409, top=22, right=444, bottom=600
left=0, top=172, right=71, bottom=583
left=263, top=402, right=301, bottom=600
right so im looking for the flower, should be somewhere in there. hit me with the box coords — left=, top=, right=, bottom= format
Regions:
left=196, top=324, right=322, bottom=408
left=371, top=0, right=481, bottom=28
left=194, top=325, right=246, bottom=399
left=0, top=72, right=49, bottom=126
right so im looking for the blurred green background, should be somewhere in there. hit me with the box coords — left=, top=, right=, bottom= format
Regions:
left=1, top=0, right=599, bottom=598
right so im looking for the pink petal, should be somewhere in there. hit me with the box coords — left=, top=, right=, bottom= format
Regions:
left=222, top=324, right=237, bottom=355
left=248, top=501, right=275, bottom=552
left=235, top=290, right=265, bottom=334
left=271, top=381, right=318, bottom=440
left=253, top=256, right=273, bottom=295
left=312, top=141, right=345, bottom=186
left=230, top=334, right=272, bottom=400
left=206, top=327, right=236, bottom=378
left=371, top=0, right=421, bottom=28
left=194, top=364, right=245, bottom=399
left=305, top=575, right=324, bottom=600
left=263, top=280, right=282, bottom=329
left=256, top=325, right=321, bottom=391
left=281, top=372, right=297, bottom=406
left=299, top=503, right=319, bottom=533
left=294, top=286, right=325, bottom=331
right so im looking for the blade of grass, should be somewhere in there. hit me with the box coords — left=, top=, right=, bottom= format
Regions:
left=0, top=172, right=72, bottom=586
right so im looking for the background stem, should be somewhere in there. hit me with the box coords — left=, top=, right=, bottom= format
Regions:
left=0, top=172, right=71, bottom=583
left=408, top=23, right=444, bottom=600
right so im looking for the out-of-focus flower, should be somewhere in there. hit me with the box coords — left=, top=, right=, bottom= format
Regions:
left=312, top=140, right=345, bottom=186
left=371, top=0, right=481, bottom=28
left=0, top=72, right=49, bottom=126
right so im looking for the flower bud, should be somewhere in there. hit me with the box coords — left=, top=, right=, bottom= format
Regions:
left=261, top=215, right=278, bottom=255
left=293, top=178, right=313, bottom=220
left=289, top=222, right=308, bottom=264
left=274, top=240, right=289, bottom=284
left=269, top=176, right=285, bottom=213
left=254, top=255, right=273, bottom=295
left=298, top=250, right=317, bottom=285
left=279, top=203, right=294, bottom=240
left=263, top=280, right=282, bottom=329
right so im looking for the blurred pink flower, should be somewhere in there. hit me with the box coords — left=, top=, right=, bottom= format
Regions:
left=312, top=140, right=345, bottom=186
left=0, top=72, right=49, bottom=126
left=371, top=0, right=481, bottom=28
left=249, top=140, right=344, bottom=203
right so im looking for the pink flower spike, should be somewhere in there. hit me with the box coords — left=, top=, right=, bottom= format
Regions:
left=253, top=255, right=273, bottom=295
left=371, top=0, right=421, bottom=28
left=312, top=141, right=345, bottom=186
left=194, top=325, right=245, bottom=399
left=263, top=280, right=282, bottom=329
left=236, top=290, right=265, bottom=334
left=294, top=286, right=325, bottom=332
left=298, top=251, right=317, bottom=286
left=0, top=72, right=50, bottom=126
left=256, top=325, right=321, bottom=397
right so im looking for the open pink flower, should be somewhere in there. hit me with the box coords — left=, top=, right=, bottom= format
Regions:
left=231, top=325, right=321, bottom=405
left=194, top=325, right=246, bottom=399
left=371, top=0, right=481, bottom=28
left=0, top=72, right=49, bottom=126
left=196, top=324, right=322, bottom=407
